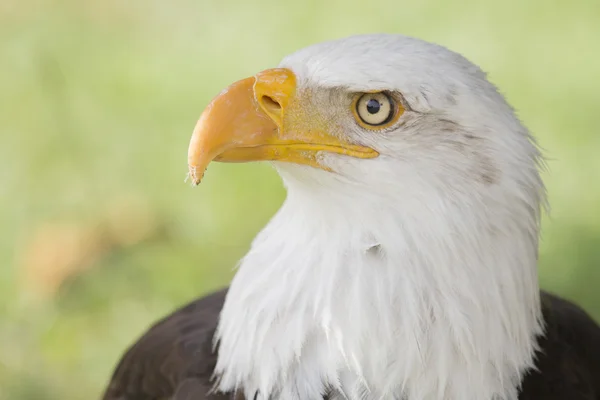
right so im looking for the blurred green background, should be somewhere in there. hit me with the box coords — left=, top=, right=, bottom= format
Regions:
left=1, top=0, right=599, bottom=398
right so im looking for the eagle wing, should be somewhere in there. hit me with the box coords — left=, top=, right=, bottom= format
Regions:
left=101, top=288, right=234, bottom=400
left=519, top=291, right=600, bottom=399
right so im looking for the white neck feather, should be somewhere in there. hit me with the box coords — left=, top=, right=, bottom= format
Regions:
left=214, top=165, right=543, bottom=400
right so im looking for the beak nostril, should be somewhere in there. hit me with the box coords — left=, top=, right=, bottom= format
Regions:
left=261, top=95, right=282, bottom=113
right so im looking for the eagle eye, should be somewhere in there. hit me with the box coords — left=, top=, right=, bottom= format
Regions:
left=353, top=92, right=403, bottom=129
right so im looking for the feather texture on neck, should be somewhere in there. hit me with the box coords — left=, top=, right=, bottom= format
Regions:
left=214, top=164, right=544, bottom=400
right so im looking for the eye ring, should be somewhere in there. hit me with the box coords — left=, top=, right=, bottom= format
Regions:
left=352, top=92, right=403, bottom=129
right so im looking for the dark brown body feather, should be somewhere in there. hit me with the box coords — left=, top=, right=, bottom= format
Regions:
left=102, top=290, right=600, bottom=400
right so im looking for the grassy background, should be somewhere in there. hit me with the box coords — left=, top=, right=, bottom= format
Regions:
left=1, top=0, right=599, bottom=398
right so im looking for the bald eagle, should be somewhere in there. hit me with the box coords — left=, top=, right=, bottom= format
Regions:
left=102, top=34, right=600, bottom=400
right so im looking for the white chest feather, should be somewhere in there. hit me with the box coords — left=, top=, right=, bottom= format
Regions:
left=213, top=183, right=543, bottom=400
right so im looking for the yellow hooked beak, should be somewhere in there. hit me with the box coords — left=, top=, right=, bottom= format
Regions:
left=187, top=68, right=378, bottom=184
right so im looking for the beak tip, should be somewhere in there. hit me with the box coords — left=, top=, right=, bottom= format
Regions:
left=187, top=166, right=205, bottom=186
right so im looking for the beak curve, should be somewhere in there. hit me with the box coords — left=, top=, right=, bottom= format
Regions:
left=187, top=68, right=378, bottom=185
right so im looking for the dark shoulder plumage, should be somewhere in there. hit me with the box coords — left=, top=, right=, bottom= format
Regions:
left=101, top=288, right=233, bottom=400
left=102, top=289, right=600, bottom=400
left=519, top=291, right=600, bottom=399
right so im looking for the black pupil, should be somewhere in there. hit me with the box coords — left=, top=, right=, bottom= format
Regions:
left=366, top=98, right=381, bottom=114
